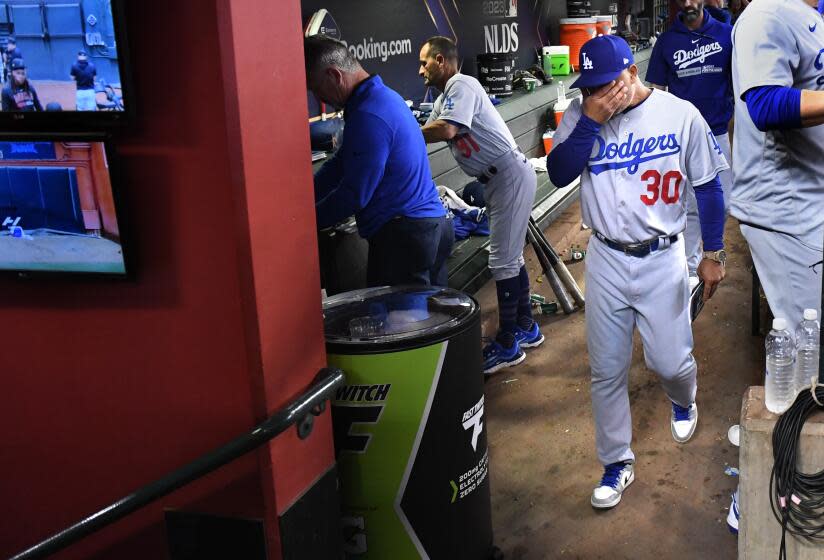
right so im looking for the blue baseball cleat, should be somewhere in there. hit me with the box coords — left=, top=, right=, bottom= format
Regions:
left=514, top=321, right=545, bottom=348
left=482, top=338, right=525, bottom=375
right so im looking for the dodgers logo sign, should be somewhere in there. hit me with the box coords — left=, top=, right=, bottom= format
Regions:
left=582, top=52, right=594, bottom=70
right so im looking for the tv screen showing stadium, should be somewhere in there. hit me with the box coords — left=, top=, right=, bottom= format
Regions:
left=0, top=0, right=125, bottom=114
left=0, top=140, right=127, bottom=275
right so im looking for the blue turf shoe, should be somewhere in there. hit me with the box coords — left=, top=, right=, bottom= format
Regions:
left=671, top=401, right=698, bottom=443
left=482, top=339, right=526, bottom=375
left=591, top=461, right=635, bottom=509
left=514, top=321, right=545, bottom=348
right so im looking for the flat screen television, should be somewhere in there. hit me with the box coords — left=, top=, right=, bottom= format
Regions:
left=0, top=0, right=132, bottom=130
left=0, top=137, right=128, bottom=277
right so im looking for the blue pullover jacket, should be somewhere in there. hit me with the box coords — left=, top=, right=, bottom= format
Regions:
left=313, top=75, right=445, bottom=238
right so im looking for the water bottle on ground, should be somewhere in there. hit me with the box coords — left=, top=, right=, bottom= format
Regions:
left=795, top=309, right=820, bottom=395
left=765, top=318, right=796, bottom=414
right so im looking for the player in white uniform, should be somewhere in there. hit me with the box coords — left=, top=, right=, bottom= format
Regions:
left=418, top=36, right=541, bottom=374
left=731, top=0, right=824, bottom=329
left=547, top=35, right=728, bottom=509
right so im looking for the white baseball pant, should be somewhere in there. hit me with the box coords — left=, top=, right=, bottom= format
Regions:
left=585, top=234, right=698, bottom=465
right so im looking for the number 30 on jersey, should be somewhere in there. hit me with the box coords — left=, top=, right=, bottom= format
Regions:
left=640, top=170, right=683, bottom=206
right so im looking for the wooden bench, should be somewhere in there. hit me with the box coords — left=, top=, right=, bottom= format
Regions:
left=314, top=48, right=653, bottom=295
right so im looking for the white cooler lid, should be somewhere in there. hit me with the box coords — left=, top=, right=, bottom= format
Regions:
left=560, top=17, right=597, bottom=24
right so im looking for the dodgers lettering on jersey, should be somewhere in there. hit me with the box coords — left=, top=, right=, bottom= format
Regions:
left=646, top=9, right=734, bottom=135
left=426, top=73, right=518, bottom=177
left=673, top=42, right=724, bottom=72
left=731, top=0, right=824, bottom=235
left=553, top=90, right=728, bottom=244
left=589, top=133, right=681, bottom=175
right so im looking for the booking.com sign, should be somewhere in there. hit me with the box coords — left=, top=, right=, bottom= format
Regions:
left=340, top=36, right=414, bottom=62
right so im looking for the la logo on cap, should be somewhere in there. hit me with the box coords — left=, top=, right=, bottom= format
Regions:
left=582, top=52, right=593, bottom=70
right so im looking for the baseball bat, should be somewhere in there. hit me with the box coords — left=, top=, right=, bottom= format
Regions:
left=526, top=227, right=576, bottom=314
left=528, top=219, right=586, bottom=308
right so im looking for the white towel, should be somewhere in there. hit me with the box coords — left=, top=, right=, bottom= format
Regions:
left=529, top=156, right=548, bottom=173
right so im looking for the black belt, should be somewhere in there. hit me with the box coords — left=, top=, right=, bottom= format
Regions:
left=477, top=165, right=498, bottom=184
left=594, top=231, right=679, bottom=258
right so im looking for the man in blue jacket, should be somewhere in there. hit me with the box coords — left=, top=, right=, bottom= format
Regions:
left=646, top=0, right=733, bottom=289
left=305, top=35, right=453, bottom=287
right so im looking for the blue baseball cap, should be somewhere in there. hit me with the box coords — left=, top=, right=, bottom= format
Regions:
left=571, top=35, right=634, bottom=90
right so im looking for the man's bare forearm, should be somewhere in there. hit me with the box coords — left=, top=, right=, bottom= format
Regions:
left=421, top=119, right=459, bottom=143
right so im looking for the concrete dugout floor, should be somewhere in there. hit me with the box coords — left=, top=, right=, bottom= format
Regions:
left=478, top=201, right=764, bottom=559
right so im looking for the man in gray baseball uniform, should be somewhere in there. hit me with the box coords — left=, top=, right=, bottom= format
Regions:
left=731, top=0, right=824, bottom=328
left=418, top=36, right=541, bottom=375
left=548, top=35, right=727, bottom=509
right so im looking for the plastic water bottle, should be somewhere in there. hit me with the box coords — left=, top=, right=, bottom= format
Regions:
left=795, top=309, right=820, bottom=395
left=765, top=318, right=796, bottom=414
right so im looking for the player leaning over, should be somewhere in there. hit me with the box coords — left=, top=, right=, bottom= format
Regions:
left=419, top=36, right=542, bottom=375
left=547, top=35, right=727, bottom=509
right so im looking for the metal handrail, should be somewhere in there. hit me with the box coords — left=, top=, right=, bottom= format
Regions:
left=10, top=368, right=346, bottom=560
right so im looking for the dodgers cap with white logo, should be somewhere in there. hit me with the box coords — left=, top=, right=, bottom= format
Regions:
left=571, top=35, right=634, bottom=90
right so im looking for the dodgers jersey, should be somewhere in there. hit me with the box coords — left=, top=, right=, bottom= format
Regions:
left=427, top=73, right=518, bottom=177
left=553, top=90, right=728, bottom=244
left=730, top=0, right=824, bottom=235
left=645, top=9, right=734, bottom=136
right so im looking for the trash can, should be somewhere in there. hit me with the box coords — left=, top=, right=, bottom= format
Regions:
left=323, top=286, right=493, bottom=559
left=476, top=53, right=516, bottom=97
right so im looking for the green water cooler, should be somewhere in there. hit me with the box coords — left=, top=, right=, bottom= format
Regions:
left=323, top=286, right=493, bottom=559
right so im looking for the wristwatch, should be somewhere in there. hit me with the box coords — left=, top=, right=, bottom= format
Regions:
left=702, top=249, right=727, bottom=266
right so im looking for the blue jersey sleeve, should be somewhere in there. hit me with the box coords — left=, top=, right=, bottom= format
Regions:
left=313, top=113, right=392, bottom=229
left=644, top=38, right=669, bottom=86
left=743, top=85, right=802, bottom=132
left=547, top=113, right=601, bottom=188
left=693, top=175, right=725, bottom=251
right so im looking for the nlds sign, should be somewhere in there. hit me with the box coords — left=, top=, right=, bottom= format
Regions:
left=484, top=23, right=519, bottom=53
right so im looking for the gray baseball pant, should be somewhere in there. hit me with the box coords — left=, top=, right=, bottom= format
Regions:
left=483, top=151, right=537, bottom=281
left=585, top=234, right=698, bottom=466
left=741, top=223, right=823, bottom=330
